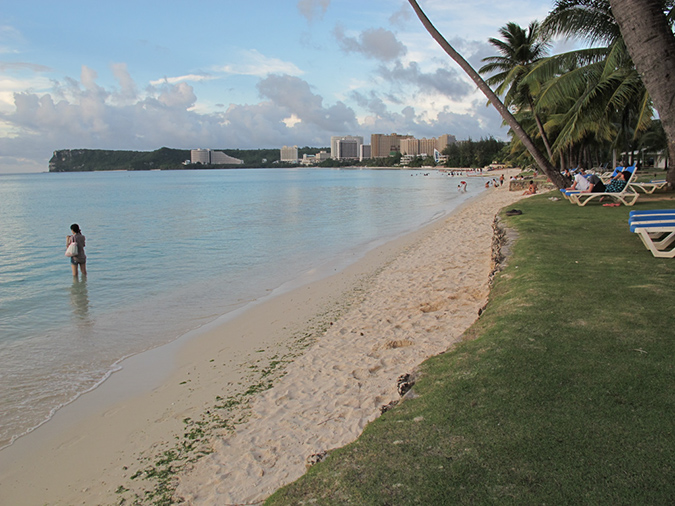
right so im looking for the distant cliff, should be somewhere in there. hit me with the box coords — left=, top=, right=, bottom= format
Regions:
left=48, top=147, right=325, bottom=172
left=49, top=148, right=191, bottom=172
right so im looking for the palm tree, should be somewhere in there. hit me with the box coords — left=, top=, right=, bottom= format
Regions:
left=528, top=40, right=651, bottom=162
left=406, top=0, right=568, bottom=189
left=529, top=0, right=654, bottom=169
left=480, top=21, right=554, bottom=160
left=609, top=0, right=675, bottom=187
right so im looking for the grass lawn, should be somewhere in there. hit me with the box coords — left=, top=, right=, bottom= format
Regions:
left=265, top=194, right=675, bottom=505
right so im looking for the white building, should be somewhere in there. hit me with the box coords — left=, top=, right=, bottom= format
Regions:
left=190, top=149, right=243, bottom=165
left=210, top=151, right=243, bottom=165
left=191, top=149, right=211, bottom=164
left=280, top=145, right=299, bottom=163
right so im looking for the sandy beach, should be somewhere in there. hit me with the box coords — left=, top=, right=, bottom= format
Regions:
left=0, top=177, right=524, bottom=505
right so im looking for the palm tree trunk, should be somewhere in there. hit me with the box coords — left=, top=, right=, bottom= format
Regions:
left=528, top=96, right=554, bottom=162
left=407, top=0, right=568, bottom=189
left=609, top=0, right=675, bottom=187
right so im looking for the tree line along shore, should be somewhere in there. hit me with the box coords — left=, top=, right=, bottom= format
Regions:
left=48, top=138, right=508, bottom=173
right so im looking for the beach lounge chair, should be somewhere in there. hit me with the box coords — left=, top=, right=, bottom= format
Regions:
left=630, top=220, right=675, bottom=257
left=629, top=209, right=675, bottom=218
left=629, top=178, right=668, bottom=194
left=560, top=166, right=622, bottom=200
left=629, top=210, right=675, bottom=257
left=570, top=166, right=639, bottom=206
left=560, top=170, right=592, bottom=200
left=601, top=166, right=624, bottom=182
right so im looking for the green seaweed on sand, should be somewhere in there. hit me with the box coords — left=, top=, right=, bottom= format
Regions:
left=113, top=277, right=369, bottom=505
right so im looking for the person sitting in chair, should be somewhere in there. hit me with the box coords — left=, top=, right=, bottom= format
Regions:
left=565, top=169, right=590, bottom=192
left=578, top=173, right=606, bottom=193
left=604, top=171, right=632, bottom=193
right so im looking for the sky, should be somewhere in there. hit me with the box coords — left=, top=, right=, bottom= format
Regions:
left=0, top=0, right=560, bottom=173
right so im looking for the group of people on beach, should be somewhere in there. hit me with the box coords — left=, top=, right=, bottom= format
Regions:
left=485, top=174, right=506, bottom=189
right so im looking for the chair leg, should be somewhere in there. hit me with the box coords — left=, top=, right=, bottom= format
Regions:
left=637, top=230, right=675, bottom=257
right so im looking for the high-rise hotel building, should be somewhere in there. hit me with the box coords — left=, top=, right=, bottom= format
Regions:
left=370, top=133, right=415, bottom=158
left=331, top=136, right=364, bottom=160
left=280, top=145, right=299, bottom=163
left=380, top=133, right=457, bottom=157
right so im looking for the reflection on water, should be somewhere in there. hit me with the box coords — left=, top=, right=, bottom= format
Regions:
left=69, top=277, right=90, bottom=324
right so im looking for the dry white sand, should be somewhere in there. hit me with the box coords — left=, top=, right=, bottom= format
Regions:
left=0, top=180, right=524, bottom=506
left=175, top=185, right=524, bottom=505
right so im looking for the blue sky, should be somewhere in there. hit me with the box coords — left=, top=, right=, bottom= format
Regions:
left=0, top=0, right=557, bottom=173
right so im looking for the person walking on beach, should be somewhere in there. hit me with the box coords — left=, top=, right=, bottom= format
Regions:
left=67, top=223, right=87, bottom=277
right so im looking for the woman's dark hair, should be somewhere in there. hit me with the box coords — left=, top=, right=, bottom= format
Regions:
left=70, top=223, right=81, bottom=234
left=622, top=171, right=632, bottom=181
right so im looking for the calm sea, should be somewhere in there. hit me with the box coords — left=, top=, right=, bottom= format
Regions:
left=0, top=168, right=488, bottom=449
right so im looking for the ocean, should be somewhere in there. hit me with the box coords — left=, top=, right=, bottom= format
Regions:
left=0, top=167, right=489, bottom=449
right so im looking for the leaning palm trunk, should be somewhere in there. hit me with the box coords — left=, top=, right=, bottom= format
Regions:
left=610, top=0, right=675, bottom=187
left=407, top=0, right=567, bottom=189
left=529, top=95, right=555, bottom=161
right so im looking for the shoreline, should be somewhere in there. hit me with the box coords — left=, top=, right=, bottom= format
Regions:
left=175, top=185, right=524, bottom=505
left=0, top=177, right=523, bottom=505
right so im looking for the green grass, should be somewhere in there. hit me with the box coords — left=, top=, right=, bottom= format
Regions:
left=265, top=195, right=675, bottom=505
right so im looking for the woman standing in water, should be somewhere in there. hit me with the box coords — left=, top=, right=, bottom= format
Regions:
left=67, top=223, right=87, bottom=277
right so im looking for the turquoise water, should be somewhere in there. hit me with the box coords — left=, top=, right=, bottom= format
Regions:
left=0, top=168, right=486, bottom=448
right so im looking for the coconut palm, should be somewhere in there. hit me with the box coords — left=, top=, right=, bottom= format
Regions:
left=522, top=0, right=655, bottom=170
left=609, top=0, right=675, bottom=186
left=407, top=0, right=568, bottom=188
left=480, top=21, right=554, bottom=159
left=540, top=0, right=675, bottom=183
left=529, top=39, right=651, bottom=161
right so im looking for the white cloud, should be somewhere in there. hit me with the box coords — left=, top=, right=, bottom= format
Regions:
left=376, top=61, right=473, bottom=99
left=0, top=62, right=52, bottom=72
left=282, top=114, right=302, bottom=127
left=256, top=74, right=357, bottom=132
left=334, top=25, right=407, bottom=62
left=0, top=75, right=53, bottom=112
left=213, top=49, right=304, bottom=78
left=149, top=74, right=215, bottom=86
left=297, top=0, right=331, bottom=22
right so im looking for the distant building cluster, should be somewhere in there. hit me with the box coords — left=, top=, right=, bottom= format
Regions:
left=190, top=149, right=243, bottom=165
left=277, top=133, right=457, bottom=166
left=328, top=133, right=456, bottom=162
left=300, top=150, right=330, bottom=166
left=372, top=133, right=456, bottom=158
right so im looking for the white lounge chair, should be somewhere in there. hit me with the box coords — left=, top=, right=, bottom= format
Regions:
left=629, top=209, right=675, bottom=216
left=570, top=166, right=639, bottom=206
left=601, top=166, right=624, bottom=183
left=630, top=220, right=675, bottom=257
left=629, top=210, right=675, bottom=223
left=629, top=178, right=668, bottom=194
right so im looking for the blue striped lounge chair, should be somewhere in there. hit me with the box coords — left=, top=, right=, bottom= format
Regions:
left=629, top=210, right=675, bottom=257
left=570, top=166, right=639, bottom=206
